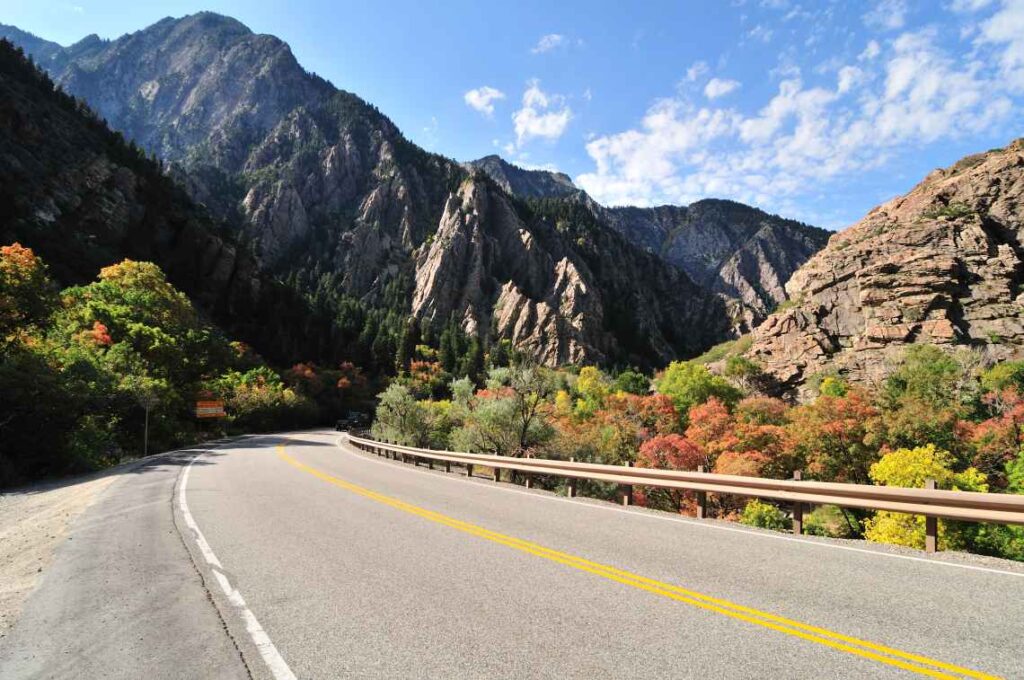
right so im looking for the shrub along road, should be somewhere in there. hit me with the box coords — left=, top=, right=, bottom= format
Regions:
left=2, top=430, right=1023, bottom=679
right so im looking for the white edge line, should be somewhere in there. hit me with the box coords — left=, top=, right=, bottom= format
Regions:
left=178, top=446, right=298, bottom=680
left=338, top=435, right=1024, bottom=580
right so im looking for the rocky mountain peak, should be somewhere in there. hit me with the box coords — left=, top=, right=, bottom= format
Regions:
left=749, top=139, right=1024, bottom=398
left=465, top=155, right=579, bottom=199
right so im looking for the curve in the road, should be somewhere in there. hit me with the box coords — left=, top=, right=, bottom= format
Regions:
left=276, top=445, right=997, bottom=680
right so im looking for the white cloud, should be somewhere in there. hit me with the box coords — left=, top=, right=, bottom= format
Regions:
left=464, top=86, right=506, bottom=117
left=511, top=80, right=572, bottom=147
left=704, top=78, right=742, bottom=99
left=531, top=34, right=566, bottom=54
left=863, top=0, right=910, bottom=31
left=577, top=27, right=1013, bottom=218
left=860, top=40, right=882, bottom=60
left=978, top=0, right=1024, bottom=90
left=685, top=61, right=710, bottom=82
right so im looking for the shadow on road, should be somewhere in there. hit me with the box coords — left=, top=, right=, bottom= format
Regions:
left=1, top=431, right=337, bottom=496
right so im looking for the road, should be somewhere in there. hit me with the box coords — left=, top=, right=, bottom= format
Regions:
left=2, top=430, right=1024, bottom=679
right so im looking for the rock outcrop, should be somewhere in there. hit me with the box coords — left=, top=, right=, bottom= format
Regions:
left=749, top=140, right=1024, bottom=397
left=467, top=155, right=831, bottom=329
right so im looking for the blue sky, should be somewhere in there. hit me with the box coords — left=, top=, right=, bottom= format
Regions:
left=4, top=0, right=1024, bottom=229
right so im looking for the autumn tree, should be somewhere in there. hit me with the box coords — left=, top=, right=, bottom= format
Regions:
left=784, top=390, right=880, bottom=484
left=864, top=444, right=986, bottom=551
left=0, top=243, right=57, bottom=344
left=635, top=434, right=705, bottom=512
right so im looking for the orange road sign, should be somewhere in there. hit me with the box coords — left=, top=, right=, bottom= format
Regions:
left=195, top=400, right=226, bottom=418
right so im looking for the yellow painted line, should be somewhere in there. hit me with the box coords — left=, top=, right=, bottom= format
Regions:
left=276, top=447, right=1000, bottom=680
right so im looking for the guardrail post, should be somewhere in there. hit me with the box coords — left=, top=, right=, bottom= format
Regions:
left=792, top=470, right=804, bottom=536
left=620, top=461, right=633, bottom=506
left=925, top=478, right=938, bottom=553
left=696, top=465, right=708, bottom=519
left=445, top=460, right=451, bottom=473
left=493, top=465, right=501, bottom=483
left=466, top=462, right=474, bottom=478
left=568, top=457, right=578, bottom=498
left=428, top=457, right=434, bottom=470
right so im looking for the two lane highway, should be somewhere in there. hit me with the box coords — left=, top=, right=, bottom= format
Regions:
left=3, top=430, right=1023, bottom=679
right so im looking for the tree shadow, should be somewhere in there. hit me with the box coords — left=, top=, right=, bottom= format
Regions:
left=1, top=431, right=340, bottom=495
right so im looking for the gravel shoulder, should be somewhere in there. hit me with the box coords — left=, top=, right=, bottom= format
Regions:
left=0, top=470, right=122, bottom=638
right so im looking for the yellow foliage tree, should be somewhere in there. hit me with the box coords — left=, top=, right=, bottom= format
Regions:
left=864, top=444, right=987, bottom=551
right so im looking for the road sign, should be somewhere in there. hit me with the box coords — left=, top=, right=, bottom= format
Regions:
left=195, top=400, right=226, bottom=418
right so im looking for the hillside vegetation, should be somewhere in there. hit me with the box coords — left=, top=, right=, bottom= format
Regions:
left=372, top=349, right=1024, bottom=561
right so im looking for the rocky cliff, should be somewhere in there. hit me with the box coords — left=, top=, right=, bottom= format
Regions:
left=1, top=17, right=732, bottom=369
left=468, top=155, right=830, bottom=328
left=749, top=140, right=1024, bottom=397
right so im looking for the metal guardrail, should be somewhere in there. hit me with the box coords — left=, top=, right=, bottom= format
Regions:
left=345, top=433, right=1024, bottom=553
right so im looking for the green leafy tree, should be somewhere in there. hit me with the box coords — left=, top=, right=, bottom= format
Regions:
left=371, top=383, right=429, bottom=446
left=655, top=361, right=741, bottom=425
left=613, top=369, right=649, bottom=395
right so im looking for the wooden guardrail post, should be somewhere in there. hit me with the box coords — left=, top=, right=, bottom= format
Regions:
left=568, top=457, right=578, bottom=498
left=493, top=465, right=501, bottom=483
left=792, top=470, right=804, bottom=536
left=925, top=478, right=938, bottom=553
left=696, top=465, right=708, bottom=519
left=466, top=462, right=474, bottom=478
left=620, top=461, right=634, bottom=506
left=445, top=459, right=451, bottom=473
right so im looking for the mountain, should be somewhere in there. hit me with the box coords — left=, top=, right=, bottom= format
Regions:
left=467, top=155, right=830, bottom=326
left=464, top=155, right=579, bottom=199
left=1, top=15, right=733, bottom=370
left=0, top=37, right=329, bottom=364
left=748, top=140, right=1024, bottom=397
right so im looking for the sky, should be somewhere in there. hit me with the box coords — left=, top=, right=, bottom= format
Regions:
left=4, top=0, right=1024, bottom=229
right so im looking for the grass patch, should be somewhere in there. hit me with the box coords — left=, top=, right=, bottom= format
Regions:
left=694, top=334, right=753, bottom=364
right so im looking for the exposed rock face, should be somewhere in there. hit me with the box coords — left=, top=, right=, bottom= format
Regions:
left=412, top=179, right=730, bottom=367
left=602, top=201, right=830, bottom=326
left=467, top=156, right=830, bottom=329
left=3, top=16, right=733, bottom=367
left=465, top=155, right=578, bottom=199
left=749, top=140, right=1024, bottom=397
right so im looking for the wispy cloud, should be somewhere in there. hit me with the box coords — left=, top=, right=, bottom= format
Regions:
left=464, top=86, right=506, bottom=117
left=531, top=34, right=566, bottom=54
left=685, top=61, right=710, bottom=82
left=863, top=0, right=910, bottom=31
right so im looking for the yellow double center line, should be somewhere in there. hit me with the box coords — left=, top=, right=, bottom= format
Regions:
left=277, top=447, right=999, bottom=679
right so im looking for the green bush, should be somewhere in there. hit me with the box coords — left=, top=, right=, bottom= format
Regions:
left=804, top=505, right=859, bottom=539
left=739, top=499, right=792, bottom=532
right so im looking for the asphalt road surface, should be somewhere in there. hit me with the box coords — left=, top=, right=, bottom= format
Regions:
left=3, top=430, right=1024, bottom=679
